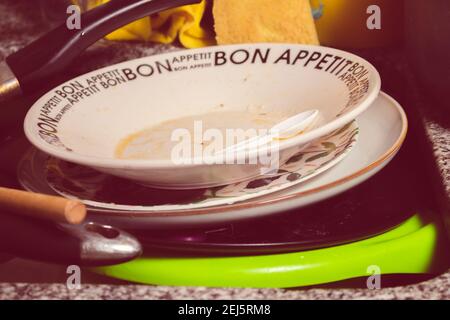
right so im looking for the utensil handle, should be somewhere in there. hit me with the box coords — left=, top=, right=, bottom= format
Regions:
left=0, top=186, right=86, bottom=224
left=6, top=0, right=201, bottom=94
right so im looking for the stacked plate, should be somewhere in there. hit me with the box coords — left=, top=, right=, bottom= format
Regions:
left=21, top=44, right=407, bottom=228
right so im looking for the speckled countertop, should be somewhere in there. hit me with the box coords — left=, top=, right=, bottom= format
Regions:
left=0, top=1, right=449, bottom=299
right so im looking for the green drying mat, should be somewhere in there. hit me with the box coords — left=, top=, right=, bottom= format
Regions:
left=95, top=214, right=448, bottom=288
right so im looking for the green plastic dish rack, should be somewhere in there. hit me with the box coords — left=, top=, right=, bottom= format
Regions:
left=95, top=214, right=448, bottom=288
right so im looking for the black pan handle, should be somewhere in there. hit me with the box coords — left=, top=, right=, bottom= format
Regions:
left=6, top=0, right=202, bottom=94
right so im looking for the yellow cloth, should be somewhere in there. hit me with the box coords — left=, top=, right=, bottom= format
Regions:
left=213, top=0, right=319, bottom=45
left=74, top=0, right=215, bottom=48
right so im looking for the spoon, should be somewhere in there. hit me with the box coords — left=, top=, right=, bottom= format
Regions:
left=216, top=109, right=319, bottom=155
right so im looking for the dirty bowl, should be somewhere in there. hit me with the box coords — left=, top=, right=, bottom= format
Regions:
left=24, top=44, right=380, bottom=189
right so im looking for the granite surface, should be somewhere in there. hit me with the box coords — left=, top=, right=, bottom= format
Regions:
left=1, top=272, right=450, bottom=300
left=0, top=0, right=449, bottom=299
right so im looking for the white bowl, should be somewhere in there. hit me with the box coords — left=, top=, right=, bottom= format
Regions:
left=24, top=44, right=381, bottom=189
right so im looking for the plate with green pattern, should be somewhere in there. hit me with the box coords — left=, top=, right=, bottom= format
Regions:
left=18, top=121, right=358, bottom=212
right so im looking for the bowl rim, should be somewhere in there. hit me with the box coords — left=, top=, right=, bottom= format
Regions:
left=24, top=43, right=381, bottom=169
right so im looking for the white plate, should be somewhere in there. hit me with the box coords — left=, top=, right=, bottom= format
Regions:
left=84, top=91, right=406, bottom=227
left=23, top=44, right=380, bottom=189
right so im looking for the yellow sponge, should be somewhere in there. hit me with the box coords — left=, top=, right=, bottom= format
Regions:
left=213, top=0, right=320, bottom=45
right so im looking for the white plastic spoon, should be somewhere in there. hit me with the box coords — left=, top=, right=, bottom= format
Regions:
left=216, top=109, right=319, bottom=156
